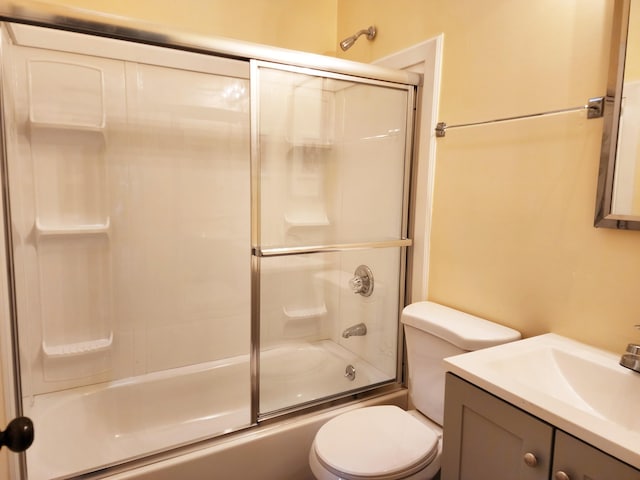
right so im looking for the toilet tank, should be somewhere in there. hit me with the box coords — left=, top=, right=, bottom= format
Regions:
left=401, top=302, right=520, bottom=425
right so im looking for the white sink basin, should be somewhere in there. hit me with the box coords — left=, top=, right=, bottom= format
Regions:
left=444, top=333, right=640, bottom=469
left=488, top=343, right=640, bottom=429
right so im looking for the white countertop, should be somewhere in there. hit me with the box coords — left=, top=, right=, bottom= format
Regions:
left=444, top=333, right=640, bottom=470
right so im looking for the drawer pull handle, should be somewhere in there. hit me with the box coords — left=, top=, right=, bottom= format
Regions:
left=523, top=452, right=538, bottom=467
left=555, top=472, right=570, bottom=480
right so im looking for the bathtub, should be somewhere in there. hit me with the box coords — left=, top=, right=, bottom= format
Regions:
left=24, top=340, right=394, bottom=480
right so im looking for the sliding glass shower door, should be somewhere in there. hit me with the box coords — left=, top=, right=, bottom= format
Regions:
left=0, top=20, right=418, bottom=480
left=1, top=23, right=252, bottom=479
left=252, top=62, right=414, bottom=416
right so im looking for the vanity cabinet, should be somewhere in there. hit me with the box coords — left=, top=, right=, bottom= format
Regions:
left=552, top=430, right=640, bottom=480
left=441, top=373, right=552, bottom=480
left=441, top=373, right=640, bottom=480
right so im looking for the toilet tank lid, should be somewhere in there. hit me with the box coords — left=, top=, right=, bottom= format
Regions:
left=401, top=301, right=521, bottom=351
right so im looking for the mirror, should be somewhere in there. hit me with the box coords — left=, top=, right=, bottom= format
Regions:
left=595, top=0, right=640, bottom=229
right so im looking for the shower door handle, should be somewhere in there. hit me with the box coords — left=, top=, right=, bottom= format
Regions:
left=0, top=416, right=34, bottom=452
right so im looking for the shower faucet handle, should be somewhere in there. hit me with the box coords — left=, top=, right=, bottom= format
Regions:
left=349, top=276, right=364, bottom=293
left=349, top=265, right=374, bottom=297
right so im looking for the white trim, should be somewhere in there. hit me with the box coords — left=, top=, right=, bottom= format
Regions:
left=375, top=35, right=444, bottom=302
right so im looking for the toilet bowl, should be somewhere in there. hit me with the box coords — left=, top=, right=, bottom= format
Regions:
left=309, top=405, right=441, bottom=480
left=309, top=301, right=521, bottom=480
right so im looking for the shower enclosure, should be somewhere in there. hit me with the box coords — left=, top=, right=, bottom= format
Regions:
left=0, top=10, right=418, bottom=480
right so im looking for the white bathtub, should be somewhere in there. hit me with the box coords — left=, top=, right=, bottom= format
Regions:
left=24, top=340, right=393, bottom=480
left=260, top=340, right=389, bottom=412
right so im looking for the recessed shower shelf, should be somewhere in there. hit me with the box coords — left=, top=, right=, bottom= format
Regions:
left=35, top=217, right=111, bottom=238
left=284, top=213, right=330, bottom=228
left=287, top=141, right=333, bottom=150
left=283, top=304, right=328, bottom=320
left=42, top=333, right=113, bottom=358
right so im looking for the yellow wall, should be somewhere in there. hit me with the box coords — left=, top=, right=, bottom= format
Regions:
left=34, top=0, right=339, bottom=55
left=339, top=0, right=640, bottom=354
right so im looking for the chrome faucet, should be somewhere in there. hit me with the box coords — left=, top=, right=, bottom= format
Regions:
left=620, top=325, right=640, bottom=373
left=342, top=323, right=367, bottom=338
left=620, top=345, right=640, bottom=372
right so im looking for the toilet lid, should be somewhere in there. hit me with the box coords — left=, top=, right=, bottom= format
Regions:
left=314, top=405, right=439, bottom=480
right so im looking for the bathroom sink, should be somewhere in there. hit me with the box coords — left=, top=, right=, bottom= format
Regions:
left=444, top=333, right=640, bottom=470
left=486, top=341, right=640, bottom=428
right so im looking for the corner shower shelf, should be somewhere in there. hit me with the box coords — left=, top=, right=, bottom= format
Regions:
left=35, top=217, right=111, bottom=237
left=42, top=332, right=113, bottom=358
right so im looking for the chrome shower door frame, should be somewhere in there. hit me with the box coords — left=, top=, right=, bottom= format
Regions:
left=250, top=59, right=416, bottom=421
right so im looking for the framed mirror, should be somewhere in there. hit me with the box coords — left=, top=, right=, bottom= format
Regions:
left=595, top=0, right=640, bottom=229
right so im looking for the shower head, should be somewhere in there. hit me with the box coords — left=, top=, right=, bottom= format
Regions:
left=339, top=26, right=377, bottom=51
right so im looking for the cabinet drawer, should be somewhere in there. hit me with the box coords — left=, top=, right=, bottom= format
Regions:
left=552, top=430, right=640, bottom=480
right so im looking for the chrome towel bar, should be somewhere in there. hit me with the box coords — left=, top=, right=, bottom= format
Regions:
left=435, top=96, right=604, bottom=137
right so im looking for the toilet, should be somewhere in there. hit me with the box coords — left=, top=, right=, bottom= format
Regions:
left=309, top=301, right=521, bottom=480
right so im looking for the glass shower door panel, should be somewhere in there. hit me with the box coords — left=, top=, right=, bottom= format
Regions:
left=259, top=247, right=401, bottom=415
left=256, top=64, right=411, bottom=249
left=122, top=62, right=251, bottom=376
left=2, top=24, right=252, bottom=479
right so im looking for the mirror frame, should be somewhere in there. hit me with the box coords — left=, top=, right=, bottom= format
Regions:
left=594, top=0, right=640, bottom=229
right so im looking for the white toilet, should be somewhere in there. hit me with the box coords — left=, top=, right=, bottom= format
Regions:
left=309, top=301, right=521, bottom=480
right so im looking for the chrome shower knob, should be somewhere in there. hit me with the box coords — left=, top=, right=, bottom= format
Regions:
left=349, top=265, right=374, bottom=297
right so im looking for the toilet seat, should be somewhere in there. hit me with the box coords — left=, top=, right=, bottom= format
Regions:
left=312, top=406, right=439, bottom=480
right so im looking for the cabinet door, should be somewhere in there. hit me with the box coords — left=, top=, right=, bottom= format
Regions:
left=552, top=431, right=640, bottom=480
left=442, top=374, right=552, bottom=480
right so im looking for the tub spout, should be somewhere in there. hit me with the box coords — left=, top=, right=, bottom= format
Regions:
left=342, top=323, right=367, bottom=338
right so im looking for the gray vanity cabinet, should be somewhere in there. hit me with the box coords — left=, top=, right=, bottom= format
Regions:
left=552, top=431, right=640, bottom=480
left=441, top=373, right=552, bottom=480
left=442, top=373, right=640, bottom=480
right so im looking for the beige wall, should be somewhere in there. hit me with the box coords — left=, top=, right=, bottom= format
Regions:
left=339, top=0, right=640, bottom=354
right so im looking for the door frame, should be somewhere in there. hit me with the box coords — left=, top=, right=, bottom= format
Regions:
left=375, top=35, right=443, bottom=303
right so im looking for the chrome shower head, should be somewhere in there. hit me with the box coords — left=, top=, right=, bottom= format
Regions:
left=339, top=26, right=377, bottom=51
